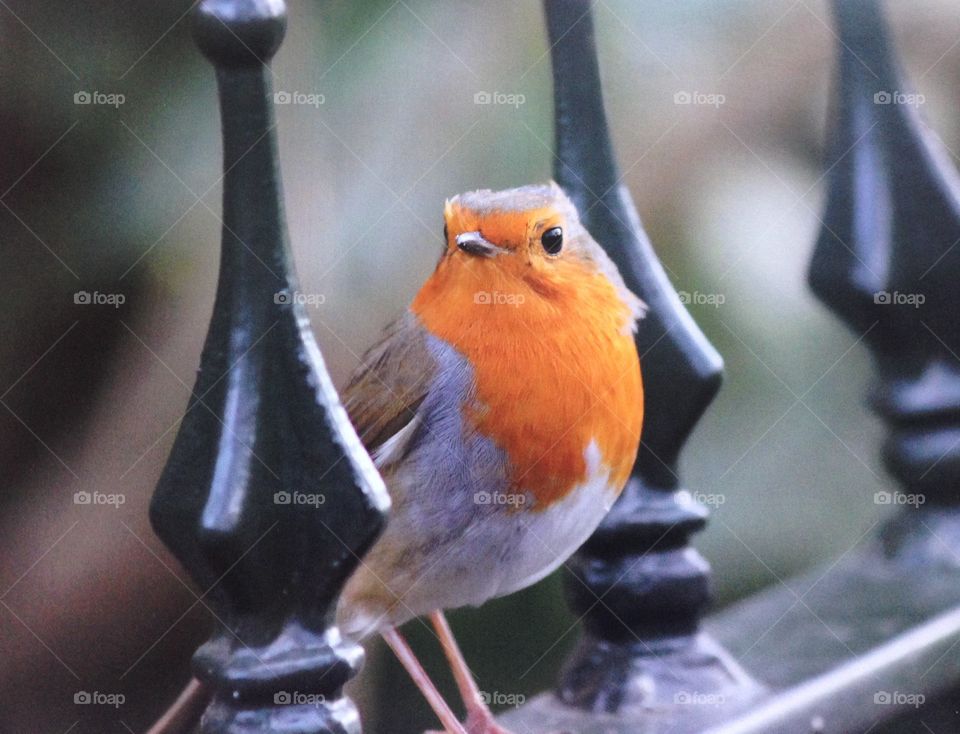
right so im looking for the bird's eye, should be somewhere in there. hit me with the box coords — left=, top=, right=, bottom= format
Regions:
left=541, top=226, right=563, bottom=255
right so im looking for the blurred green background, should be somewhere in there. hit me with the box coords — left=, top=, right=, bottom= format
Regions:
left=2, top=1, right=960, bottom=732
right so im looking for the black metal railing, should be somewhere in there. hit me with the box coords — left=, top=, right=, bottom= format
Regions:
left=149, top=2, right=389, bottom=732
left=148, top=0, right=960, bottom=732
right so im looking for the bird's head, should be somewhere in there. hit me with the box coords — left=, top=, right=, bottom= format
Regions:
left=435, top=182, right=645, bottom=324
left=442, top=181, right=588, bottom=264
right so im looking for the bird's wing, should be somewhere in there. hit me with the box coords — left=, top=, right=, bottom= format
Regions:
left=341, top=311, right=436, bottom=462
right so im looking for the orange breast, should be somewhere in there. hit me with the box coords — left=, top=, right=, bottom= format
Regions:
left=411, top=254, right=643, bottom=510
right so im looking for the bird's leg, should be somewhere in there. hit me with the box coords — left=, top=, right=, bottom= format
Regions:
left=429, top=610, right=513, bottom=734
left=145, top=678, right=208, bottom=734
left=381, top=626, right=467, bottom=734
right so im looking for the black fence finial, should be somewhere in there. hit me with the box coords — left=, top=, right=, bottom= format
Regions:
left=150, top=1, right=390, bottom=732
left=811, top=0, right=960, bottom=563
left=540, top=0, right=760, bottom=716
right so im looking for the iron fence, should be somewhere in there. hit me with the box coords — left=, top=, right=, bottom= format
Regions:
left=144, top=0, right=960, bottom=732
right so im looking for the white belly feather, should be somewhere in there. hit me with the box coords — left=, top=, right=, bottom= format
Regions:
left=492, top=440, right=617, bottom=598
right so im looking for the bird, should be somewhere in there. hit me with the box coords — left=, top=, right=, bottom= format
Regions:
left=337, top=181, right=645, bottom=734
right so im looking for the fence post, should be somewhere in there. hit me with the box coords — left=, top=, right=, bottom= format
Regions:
left=810, top=0, right=960, bottom=558
left=544, top=0, right=760, bottom=715
left=149, top=2, right=390, bottom=732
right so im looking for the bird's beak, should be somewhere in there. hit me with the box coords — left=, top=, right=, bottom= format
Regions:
left=456, top=231, right=505, bottom=258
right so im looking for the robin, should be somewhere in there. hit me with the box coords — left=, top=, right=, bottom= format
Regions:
left=338, top=182, right=645, bottom=734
